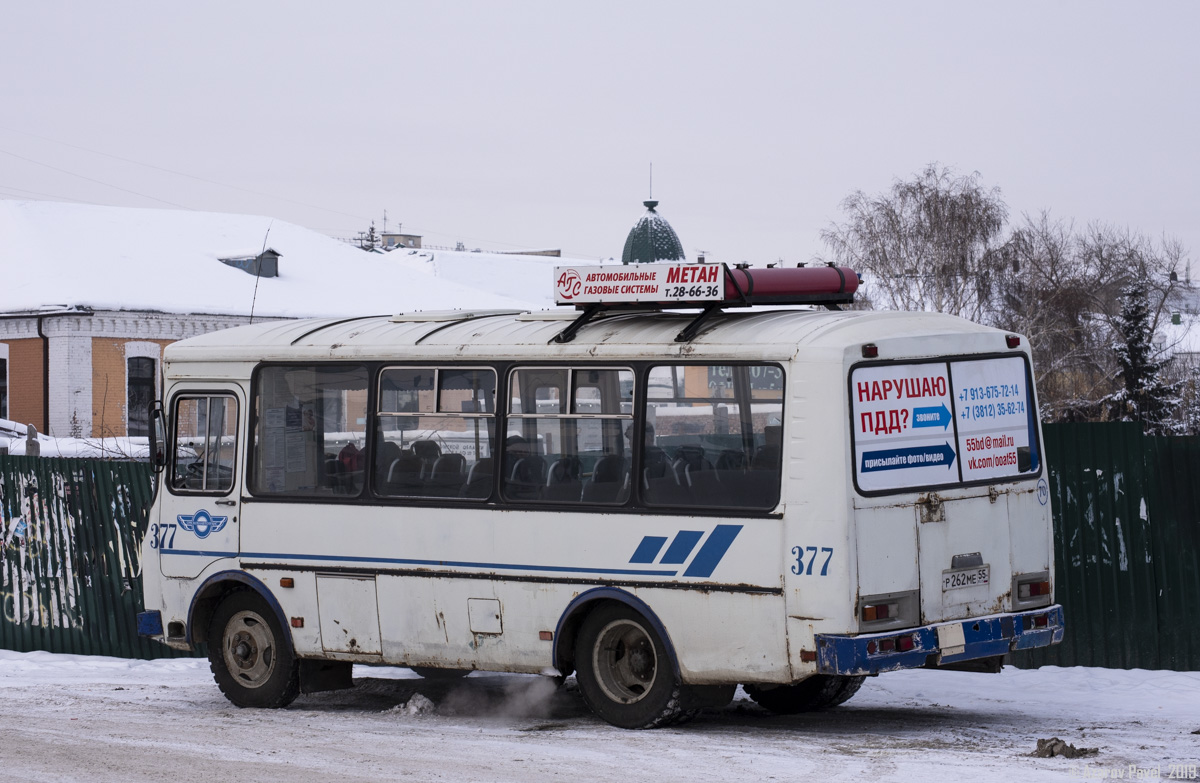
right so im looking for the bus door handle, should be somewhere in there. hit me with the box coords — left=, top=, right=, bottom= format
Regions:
left=215, top=500, right=236, bottom=507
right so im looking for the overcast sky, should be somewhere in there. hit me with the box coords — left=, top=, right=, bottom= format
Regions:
left=2, top=2, right=1197, bottom=269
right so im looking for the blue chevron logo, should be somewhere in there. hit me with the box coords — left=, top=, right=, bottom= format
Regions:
left=628, top=525, right=743, bottom=578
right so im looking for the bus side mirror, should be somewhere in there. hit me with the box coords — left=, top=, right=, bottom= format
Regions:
left=150, top=400, right=168, bottom=473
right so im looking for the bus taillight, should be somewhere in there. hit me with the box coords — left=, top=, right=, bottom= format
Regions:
left=862, top=602, right=897, bottom=622
left=1018, top=580, right=1051, bottom=600
left=866, top=634, right=917, bottom=655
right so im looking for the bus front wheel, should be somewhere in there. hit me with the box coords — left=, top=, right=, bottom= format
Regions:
left=574, top=604, right=690, bottom=729
left=744, top=675, right=865, bottom=714
left=208, top=590, right=300, bottom=709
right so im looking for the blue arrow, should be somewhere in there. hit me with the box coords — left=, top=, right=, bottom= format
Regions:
left=912, top=404, right=952, bottom=430
left=861, top=443, right=957, bottom=473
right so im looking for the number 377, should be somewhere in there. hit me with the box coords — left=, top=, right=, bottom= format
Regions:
left=792, top=546, right=833, bottom=576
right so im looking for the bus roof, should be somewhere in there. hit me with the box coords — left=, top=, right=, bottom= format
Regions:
left=163, top=307, right=1005, bottom=367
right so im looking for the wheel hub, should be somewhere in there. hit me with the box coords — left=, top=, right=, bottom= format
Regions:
left=222, top=610, right=276, bottom=687
left=627, top=645, right=653, bottom=680
left=231, top=634, right=256, bottom=669
left=593, top=618, right=657, bottom=704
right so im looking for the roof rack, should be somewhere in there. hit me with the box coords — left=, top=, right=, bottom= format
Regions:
left=550, top=262, right=859, bottom=344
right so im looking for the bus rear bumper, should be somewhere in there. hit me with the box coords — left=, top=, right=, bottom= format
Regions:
left=815, top=604, right=1064, bottom=677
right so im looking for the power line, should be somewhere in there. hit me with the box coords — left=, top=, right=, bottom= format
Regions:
left=0, top=125, right=370, bottom=221
left=0, top=125, right=609, bottom=258
left=0, top=183, right=110, bottom=204
left=0, top=147, right=187, bottom=208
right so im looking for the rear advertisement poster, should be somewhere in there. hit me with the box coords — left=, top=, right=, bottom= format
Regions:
left=851, top=356, right=1036, bottom=493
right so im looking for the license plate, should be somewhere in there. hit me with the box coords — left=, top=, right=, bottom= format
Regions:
left=942, top=565, right=990, bottom=591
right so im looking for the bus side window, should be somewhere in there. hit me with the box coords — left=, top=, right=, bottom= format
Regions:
left=250, top=365, right=369, bottom=497
left=642, top=364, right=784, bottom=511
left=375, top=367, right=496, bottom=500
left=503, top=367, right=633, bottom=505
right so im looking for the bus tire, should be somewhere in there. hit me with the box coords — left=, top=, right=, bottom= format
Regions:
left=208, top=590, right=300, bottom=709
left=574, top=603, right=688, bottom=729
left=744, top=674, right=865, bottom=714
left=410, top=666, right=471, bottom=680
left=824, top=674, right=866, bottom=707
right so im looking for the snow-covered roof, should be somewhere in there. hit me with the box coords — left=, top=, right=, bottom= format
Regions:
left=390, top=247, right=570, bottom=311
left=0, top=200, right=582, bottom=318
left=1159, top=314, right=1200, bottom=358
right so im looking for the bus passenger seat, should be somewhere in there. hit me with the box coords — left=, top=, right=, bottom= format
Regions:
left=412, top=440, right=441, bottom=479
left=684, top=462, right=715, bottom=487
left=641, top=446, right=671, bottom=489
left=461, top=458, right=493, bottom=499
left=384, top=451, right=424, bottom=495
left=375, top=441, right=403, bottom=488
left=427, top=453, right=467, bottom=496
left=716, top=449, right=747, bottom=471
left=324, top=457, right=344, bottom=492
left=670, top=444, right=712, bottom=485
left=507, top=456, right=547, bottom=501
left=581, top=455, right=627, bottom=503
left=543, top=457, right=583, bottom=502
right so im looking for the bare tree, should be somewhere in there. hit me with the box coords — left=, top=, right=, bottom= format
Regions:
left=821, top=164, right=1008, bottom=322
left=994, top=217, right=1190, bottom=421
left=821, top=164, right=1195, bottom=425
left=992, top=212, right=1109, bottom=419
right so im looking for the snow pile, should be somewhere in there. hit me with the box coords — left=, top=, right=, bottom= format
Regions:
left=0, top=200, right=586, bottom=318
left=0, top=417, right=150, bottom=459
left=399, top=693, right=436, bottom=716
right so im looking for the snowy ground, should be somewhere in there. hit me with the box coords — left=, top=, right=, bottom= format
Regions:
left=0, top=651, right=1196, bottom=782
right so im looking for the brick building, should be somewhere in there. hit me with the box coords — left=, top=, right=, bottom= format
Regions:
left=0, top=201, right=540, bottom=439
left=0, top=308, right=256, bottom=438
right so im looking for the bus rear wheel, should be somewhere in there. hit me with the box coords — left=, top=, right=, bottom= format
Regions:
left=208, top=590, right=300, bottom=709
left=574, top=604, right=690, bottom=729
left=744, top=675, right=865, bottom=714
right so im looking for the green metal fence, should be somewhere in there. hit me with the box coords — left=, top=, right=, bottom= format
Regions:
left=0, top=456, right=195, bottom=659
left=1012, top=422, right=1200, bottom=671
left=3, top=426, right=1199, bottom=668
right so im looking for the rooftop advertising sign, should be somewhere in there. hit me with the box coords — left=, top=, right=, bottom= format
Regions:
left=554, top=264, right=723, bottom=305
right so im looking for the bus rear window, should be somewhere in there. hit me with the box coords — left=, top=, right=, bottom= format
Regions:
left=851, top=355, right=1040, bottom=494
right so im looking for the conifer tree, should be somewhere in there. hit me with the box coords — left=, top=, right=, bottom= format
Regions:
left=1105, top=279, right=1182, bottom=433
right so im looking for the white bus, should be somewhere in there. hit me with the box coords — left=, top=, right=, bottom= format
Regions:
left=138, top=264, right=1063, bottom=728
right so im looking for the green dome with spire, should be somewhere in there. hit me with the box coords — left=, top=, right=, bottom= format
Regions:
left=621, top=200, right=685, bottom=265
